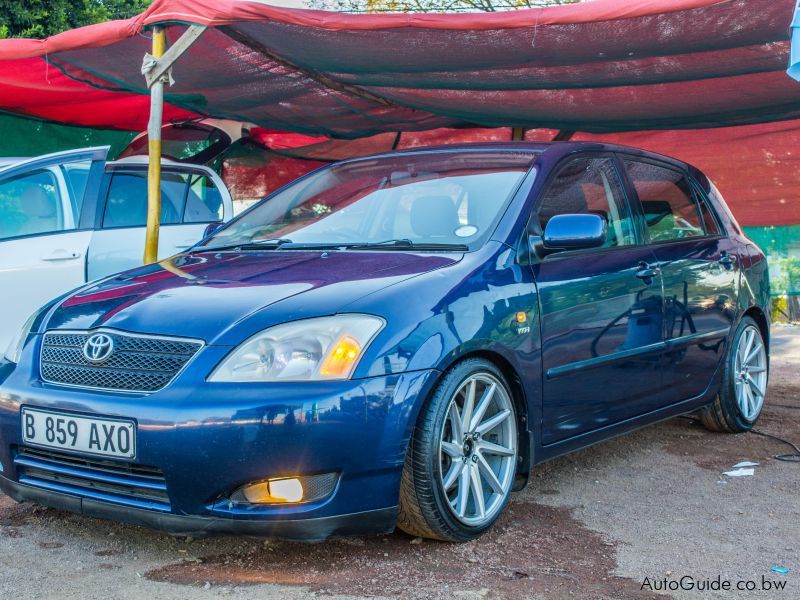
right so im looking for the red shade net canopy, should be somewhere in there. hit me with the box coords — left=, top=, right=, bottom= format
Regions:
left=0, top=0, right=797, bottom=137
left=0, top=0, right=799, bottom=229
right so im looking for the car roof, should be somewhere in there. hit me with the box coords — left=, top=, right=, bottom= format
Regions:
left=0, top=157, right=26, bottom=168
left=0, top=146, right=111, bottom=177
left=109, top=155, right=192, bottom=167
left=370, top=140, right=693, bottom=172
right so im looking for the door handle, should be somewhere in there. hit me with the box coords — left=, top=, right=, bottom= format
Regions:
left=635, top=262, right=660, bottom=284
left=718, top=252, right=736, bottom=270
left=41, top=251, right=82, bottom=262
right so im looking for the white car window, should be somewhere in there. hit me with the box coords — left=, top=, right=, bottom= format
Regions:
left=0, top=169, right=70, bottom=240
left=60, top=160, right=92, bottom=222
left=183, top=172, right=224, bottom=223
left=102, top=170, right=186, bottom=228
left=102, top=169, right=225, bottom=229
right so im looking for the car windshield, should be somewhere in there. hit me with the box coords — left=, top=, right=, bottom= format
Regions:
left=201, top=151, right=537, bottom=251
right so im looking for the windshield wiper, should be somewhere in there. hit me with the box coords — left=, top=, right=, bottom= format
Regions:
left=194, top=238, right=294, bottom=252
left=345, top=239, right=469, bottom=251
left=196, top=238, right=469, bottom=253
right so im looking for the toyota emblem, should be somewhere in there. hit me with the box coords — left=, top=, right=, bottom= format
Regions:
left=83, top=333, right=114, bottom=363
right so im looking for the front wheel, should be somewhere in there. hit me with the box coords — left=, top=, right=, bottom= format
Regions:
left=699, top=316, right=768, bottom=433
left=397, top=359, right=518, bottom=541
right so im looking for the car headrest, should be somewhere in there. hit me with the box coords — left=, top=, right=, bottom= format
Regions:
left=641, top=200, right=674, bottom=216
left=410, top=195, right=460, bottom=238
left=22, top=186, right=57, bottom=218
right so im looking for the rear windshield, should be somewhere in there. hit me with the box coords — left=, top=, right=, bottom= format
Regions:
left=118, top=124, right=231, bottom=164
left=203, top=151, right=537, bottom=251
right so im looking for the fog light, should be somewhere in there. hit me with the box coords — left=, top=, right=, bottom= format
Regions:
left=239, top=478, right=302, bottom=503
left=231, top=472, right=338, bottom=505
left=269, top=477, right=304, bottom=502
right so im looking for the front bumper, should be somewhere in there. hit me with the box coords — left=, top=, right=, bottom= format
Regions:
left=0, top=351, right=439, bottom=539
left=0, top=476, right=397, bottom=540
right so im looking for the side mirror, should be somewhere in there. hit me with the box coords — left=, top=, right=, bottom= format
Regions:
left=203, top=221, right=225, bottom=239
left=542, top=213, right=606, bottom=251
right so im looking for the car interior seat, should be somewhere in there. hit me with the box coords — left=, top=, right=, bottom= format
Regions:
left=20, top=185, right=60, bottom=235
left=410, top=195, right=460, bottom=239
left=106, top=175, right=180, bottom=227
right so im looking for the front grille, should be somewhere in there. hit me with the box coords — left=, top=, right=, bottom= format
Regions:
left=40, top=330, right=203, bottom=393
left=13, top=446, right=170, bottom=511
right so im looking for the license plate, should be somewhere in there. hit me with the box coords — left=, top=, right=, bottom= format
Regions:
left=21, top=408, right=136, bottom=459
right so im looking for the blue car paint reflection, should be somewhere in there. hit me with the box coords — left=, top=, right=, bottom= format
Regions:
left=0, top=142, right=769, bottom=539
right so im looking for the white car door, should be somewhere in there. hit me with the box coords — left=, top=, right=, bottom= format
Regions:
left=0, top=147, right=108, bottom=351
left=86, top=162, right=233, bottom=281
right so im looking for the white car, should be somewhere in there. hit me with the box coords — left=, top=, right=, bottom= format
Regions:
left=0, top=146, right=233, bottom=351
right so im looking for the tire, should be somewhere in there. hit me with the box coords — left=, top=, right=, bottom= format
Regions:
left=699, top=316, right=768, bottom=433
left=397, top=358, right=518, bottom=542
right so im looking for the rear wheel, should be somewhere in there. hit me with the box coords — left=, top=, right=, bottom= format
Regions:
left=397, top=359, right=518, bottom=541
left=699, top=316, right=768, bottom=433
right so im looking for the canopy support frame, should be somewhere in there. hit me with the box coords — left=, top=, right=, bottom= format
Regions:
left=144, top=24, right=207, bottom=88
left=142, top=24, right=207, bottom=264
left=552, top=130, right=576, bottom=142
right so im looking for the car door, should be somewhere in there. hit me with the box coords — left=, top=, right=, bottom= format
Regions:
left=531, top=155, right=666, bottom=445
left=0, top=147, right=107, bottom=351
left=621, top=157, right=738, bottom=402
left=86, top=164, right=231, bottom=280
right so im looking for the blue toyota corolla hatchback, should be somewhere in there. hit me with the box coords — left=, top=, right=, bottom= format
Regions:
left=0, top=142, right=770, bottom=541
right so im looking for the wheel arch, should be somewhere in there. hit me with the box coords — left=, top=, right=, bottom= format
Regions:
left=742, top=305, right=770, bottom=355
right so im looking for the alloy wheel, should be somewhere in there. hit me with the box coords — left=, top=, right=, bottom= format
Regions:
left=734, top=325, right=767, bottom=421
left=438, top=372, right=517, bottom=527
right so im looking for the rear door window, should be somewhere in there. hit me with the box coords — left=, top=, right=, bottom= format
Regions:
left=623, top=160, right=708, bottom=242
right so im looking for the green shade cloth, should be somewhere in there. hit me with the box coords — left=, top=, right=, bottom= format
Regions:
left=0, top=113, right=135, bottom=159
left=744, top=225, right=800, bottom=295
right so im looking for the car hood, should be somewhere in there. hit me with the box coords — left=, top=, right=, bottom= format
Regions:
left=46, top=250, right=460, bottom=342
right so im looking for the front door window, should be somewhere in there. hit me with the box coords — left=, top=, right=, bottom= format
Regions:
left=0, top=169, right=66, bottom=240
left=537, top=157, right=636, bottom=248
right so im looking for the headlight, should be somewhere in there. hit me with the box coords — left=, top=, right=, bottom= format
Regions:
left=209, top=314, right=385, bottom=382
left=4, top=309, right=41, bottom=364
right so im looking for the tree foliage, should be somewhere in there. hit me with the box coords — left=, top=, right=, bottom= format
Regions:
left=308, top=0, right=579, bottom=14
left=0, top=0, right=152, bottom=39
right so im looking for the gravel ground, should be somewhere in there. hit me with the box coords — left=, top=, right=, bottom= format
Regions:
left=1, top=327, right=797, bottom=600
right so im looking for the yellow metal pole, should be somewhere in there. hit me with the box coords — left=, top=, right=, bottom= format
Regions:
left=144, top=26, right=166, bottom=264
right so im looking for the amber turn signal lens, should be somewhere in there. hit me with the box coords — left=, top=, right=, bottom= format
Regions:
left=515, top=311, right=527, bottom=323
left=319, top=335, right=362, bottom=377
